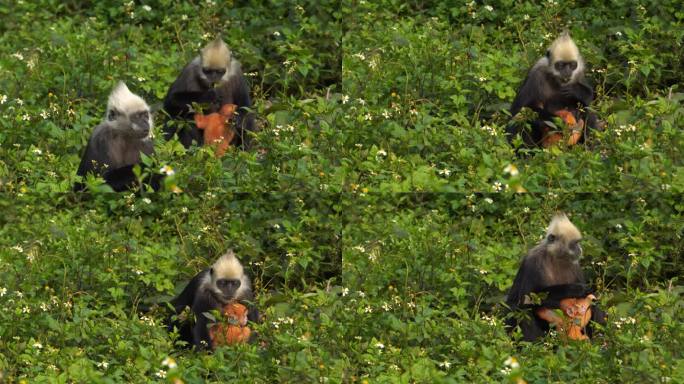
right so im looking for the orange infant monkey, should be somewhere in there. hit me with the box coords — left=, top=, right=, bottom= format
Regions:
left=541, top=109, right=585, bottom=148
left=209, top=301, right=252, bottom=348
left=194, top=104, right=237, bottom=157
left=536, top=294, right=595, bottom=340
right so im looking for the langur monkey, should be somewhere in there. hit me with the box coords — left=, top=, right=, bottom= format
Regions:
left=169, top=250, right=259, bottom=349
left=507, top=31, right=599, bottom=148
left=506, top=213, right=605, bottom=341
left=75, top=82, right=161, bottom=191
left=163, top=38, right=255, bottom=150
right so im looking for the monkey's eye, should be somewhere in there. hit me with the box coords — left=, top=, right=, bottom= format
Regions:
left=569, top=61, right=578, bottom=70
left=547, top=234, right=556, bottom=243
left=136, top=111, right=149, bottom=120
left=202, top=68, right=226, bottom=77
left=108, top=109, right=119, bottom=121
left=217, top=279, right=240, bottom=289
left=554, top=62, right=564, bottom=71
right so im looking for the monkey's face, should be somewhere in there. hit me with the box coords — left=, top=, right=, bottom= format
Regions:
left=200, top=67, right=227, bottom=87
left=545, top=232, right=582, bottom=261
left=552, top=60, right=578, bottom=84
left=108, top=108, right=151, bottom=138
left=214, top=277, right=242, bottom=302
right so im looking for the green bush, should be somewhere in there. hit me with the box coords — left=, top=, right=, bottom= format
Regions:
left=0, top=0, right=682, bottom=382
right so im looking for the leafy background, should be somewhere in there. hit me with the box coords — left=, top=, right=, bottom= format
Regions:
left=0, top=0, right=683, bottom=383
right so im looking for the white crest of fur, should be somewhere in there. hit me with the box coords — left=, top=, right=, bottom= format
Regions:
left=547, top=213, right=581, bottom=240
left=107, top=81, right=150, bottom=116
left=201, top=38, right=232, bottom=69
left=212, top=250, right=249, bottom=298
left=548, top=31, right=584, bottom=82
left=549, top=31, right=580, bottom=62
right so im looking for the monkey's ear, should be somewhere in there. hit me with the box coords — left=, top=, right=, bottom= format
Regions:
left=210, top=267, right=215, bottom=276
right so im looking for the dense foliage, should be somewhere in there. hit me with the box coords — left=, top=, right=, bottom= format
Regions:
left=0, top=0, right=682, bottom=383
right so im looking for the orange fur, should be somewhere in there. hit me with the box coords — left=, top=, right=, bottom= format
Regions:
left=535, top=294, right=595, bottom=341
left=542, top=109, right=585, bottom=147
left=194, top=104, right=237, bottom=157
left=209, top=302, right=251, bottom=348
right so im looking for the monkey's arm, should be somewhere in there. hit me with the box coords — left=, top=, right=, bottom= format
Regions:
left=561, top=79, right=594, bottom=106
left=506, top=258, right=542, bottom=309
left=218, top=74, right=255, bottom=149
left=102, top=164, right=165, bottom=192
left=170, top=270, right=208, bottom=314
left=192, top=294, right=217, bottom=350
left=74, top=129, right=110, bottom=191
left=510, top=69, right=545, bottom=117
left=534, top=284, right=590, bottom=309
left=164, top=89, right=218, bottom=118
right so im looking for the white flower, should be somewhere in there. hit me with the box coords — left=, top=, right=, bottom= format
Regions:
left=22, top=306, right=31, bottom=313
left=12, top=245, right=24, bottom=253
left=492, top=182, right=503, bottom=192
left=353, top=52, right=366, bottom=61
left=40, top=110, right=49, bottom=119
left=142, top=5, right=151, bottom=11
left=0, top=95, right=7, bottom=104
left=342, top=95, right=349, bottom=104
left=22, top=114, right=30, bottom=121
left=142, top=198, right=151, bottom=204
left=273, top=31, right=281, bottom=37
left=484, top=197, right=493, bottom=204
left=504, top=356, right=520, bottom=369
left=364, top=305, right=372, bottom=313
left=342, top=287, right=349, bottom=297
left=364, top=113, right=372, bottom=121
left=376, top=149, right=387, bottom=157
left=161, top=357, right=177, bottom=369
left=439, top=361, right=451, bottom=368
left=0, top=287, right=6, bottom=297
left=615, top=31, right=622, bottom=37
left=503, top=164, right=519, bottom=176
left=16, top=98, right=24, bottom=106
left=438, top=168, right=451, bottom=176
left=33, top=342, right=43, bottom=349
left=181, top=14, right=188, bottom=21
left=12, top=52, right=24, bottom=60
left=97, top=361, right=109, bottom=369
left=155, top=370, right=166, bottom=378
left=484, top=5, right=493, bottom=11
left=375, top=342, right=385, bottom=349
